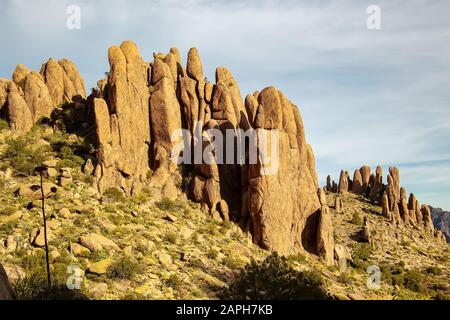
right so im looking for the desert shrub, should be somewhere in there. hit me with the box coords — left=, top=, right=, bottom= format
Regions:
left=0, top=205, right=17, bottom=216
left=189, top=258, right=204, bottom=268
left=164, top=231, right=178, bottom=244
left=0, top=221, right=17, bottom=234
left=338, top=273, right=353, bottom=284
left=426, top=266, right=442, bottom=275
left=91, top=249, right=109, bottom=262
left=157, top=197, right=179, bottom=211
left=351, top=212, right=362, bottom=225
left=102, top=187, right=126, bottom=202
left=207, top=249, right=219, bottom=260
left=107, top=257, right=142, bottom=280
left=351, top=243, right=372, bottom=270
left=1, top=137, right=50, bottom=176
left=165, top=274, right=182, bottom=289
left=0, top=119, right=9, bottom=131
left=287, top=254, right=307, bottom=264
left=57, top=145, right=85, bottom=169
left=433, top=291, right=450, bottom=300
left=381, top=264, right=427, bottom=293
left=222, top=252, right=330, bottom=300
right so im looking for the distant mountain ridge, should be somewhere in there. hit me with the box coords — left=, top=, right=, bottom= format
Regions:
left=430, top=206, right=450, bottom=243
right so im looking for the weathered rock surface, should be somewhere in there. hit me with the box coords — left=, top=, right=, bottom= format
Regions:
left=80, top=233, right=119, bottom=252
left=92, top=41, right=151, bottom=195
left=1, top=58, right=85, bottom=133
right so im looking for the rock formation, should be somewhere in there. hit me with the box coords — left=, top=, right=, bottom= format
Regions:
left=351, top=169, right=363, bottom=195
left=80, top=41, right=323, bottom=257
left=0, top=58, right=85, bottom=133
left=338, top=170, right=349, bottom=194
left=328, top=165, right=440, bottom=240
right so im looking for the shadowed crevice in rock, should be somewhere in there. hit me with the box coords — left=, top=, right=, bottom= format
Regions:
left=302, top=210, right=320, bottom=255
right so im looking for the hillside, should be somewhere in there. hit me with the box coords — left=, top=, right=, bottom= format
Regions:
left=0, top=41, right=449, bottom=300
left=0, top=125, right=448, bottom=300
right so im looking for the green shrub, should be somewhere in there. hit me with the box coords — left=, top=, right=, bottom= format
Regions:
left=1, top=137, right=50, bottom=176
left=433, top=291, right=450, bottom=300
left=157, top=197, right=179, bottom=211
left=222, top=252, right=330, bottom=300
left=165, top=274, right=182, bottom=289
left=351, top=212, right=362, bottom=225
left=164, top=231, right=178, bottom=244
left=102, top=188, right=126, bottom=202
left=381, top=263, right=427, bottom=293
left=0, top=119, right=9, bottom=131
left=1, top=205, right=18, bottom=216
left=107, top=257, right=142, bottom=280
left=351, top=243, right=372, bottom=269
left=189, top=258, right=204, bottom=268
left=207, top=249, right=219, bottom=260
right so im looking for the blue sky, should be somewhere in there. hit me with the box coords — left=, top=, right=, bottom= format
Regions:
left=1, top=0, right=449, bottom=209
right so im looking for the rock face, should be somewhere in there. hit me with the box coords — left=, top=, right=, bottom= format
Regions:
left=87, top=41, right=322, bottom=257
left=1, top=59, right=85, bottom=133
left=351, top=169, right=363, bottom=195
left=92, top=41, right=151, bottom=195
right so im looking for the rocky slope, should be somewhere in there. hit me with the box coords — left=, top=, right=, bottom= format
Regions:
left=0, top=41, right=448, bottom=300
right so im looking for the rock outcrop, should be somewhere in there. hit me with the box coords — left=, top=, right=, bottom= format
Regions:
left=92, top=41, right=151, bottom=195
left=0, top=59, right=85, bottom=133
left=328, top=165, right=440, bottom=241
left=87, top=41, right=323, bottom=257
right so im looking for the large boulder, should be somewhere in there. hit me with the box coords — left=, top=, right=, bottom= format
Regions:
left=79, top=233, right=119, bottom=252
left=316, top=205, right=335, bottom=265
left=6, top=83, right=33, bottom=133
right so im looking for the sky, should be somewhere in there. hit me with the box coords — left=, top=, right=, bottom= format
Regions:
left=0, top=0, right=449, bottom=209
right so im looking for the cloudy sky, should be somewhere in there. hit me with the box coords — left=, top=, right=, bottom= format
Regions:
left=1, top=0, right=449, bottom=209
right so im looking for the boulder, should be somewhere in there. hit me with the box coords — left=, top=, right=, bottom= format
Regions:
left=79, top=233, right=119, bottom=252
left=23, top=71, right=54, bottom=122
left=6, top=83, right=33, bottom=133
left=17, top=182, right=57, bottom=200
left=88, top=259, right=113, bottom=275
left=316, top=205, right=335, bottom=266
left=351, top=169, right=364, bottom=195
left=70, top=243, right=90, bottom=256
left=338, top=170, right=349, bottom=194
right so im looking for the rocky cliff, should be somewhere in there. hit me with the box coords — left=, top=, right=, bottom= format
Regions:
left=0, top=41, right=327, bottom=260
